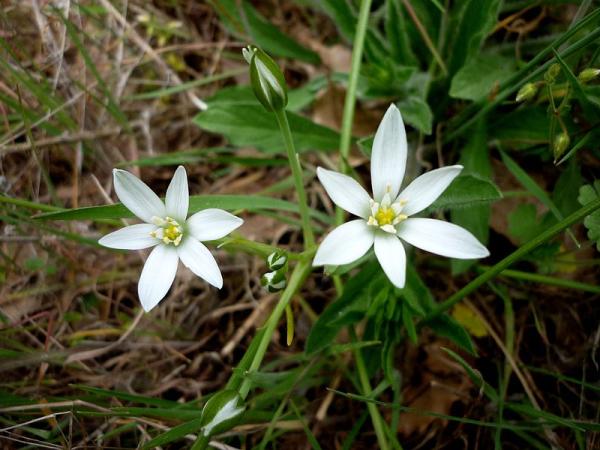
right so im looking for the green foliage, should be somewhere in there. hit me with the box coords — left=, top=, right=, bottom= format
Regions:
left=450, top=55, right=515, bottom=101
left=578, top=180, right=600, bottom=251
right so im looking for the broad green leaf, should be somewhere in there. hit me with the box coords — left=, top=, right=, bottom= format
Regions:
left=426, top=314, right=476, bottom=355
left=385, top=0, right=418, bottom=66
left=397, top=96, right=433, bottom=134
left=451, top=121, right=491, bottom=274
left=305, top=262, right=383, bottom=355
left=448, top=0, right=502, bottom=75
left=577, top=180, right=600, bottom=251
left=194, top=105, right=340, bottom=154
left=428, top=174, right=502, bottom=211
left=491, top=107, right=549, bottom=147
left=450, top=54, right=515, bottom=101
left=208, top=0, right=319, bottom=63
left=552, top=159, right=583, bottom=216
left=35, top=195, right=332, bottom=224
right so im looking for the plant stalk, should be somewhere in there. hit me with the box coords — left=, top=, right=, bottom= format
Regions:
left=274, top=109, right=315, bottom=249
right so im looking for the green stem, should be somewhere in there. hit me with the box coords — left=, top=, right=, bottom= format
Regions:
left=238, top=259, right=312, bottom=399
left=350, top=326, right=391, bottom=450
left=479, top=266, right=600, bottom=294
left=424, top=197, right=600, bottom=321
left=337, top=0, right=372, bottom=226
left=273, top=109, right=315, bottom=249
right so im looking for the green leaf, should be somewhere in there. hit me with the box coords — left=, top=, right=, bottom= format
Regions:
left=491, top=106, right=549, bottom=147
left=428, top=174, right=502, bottom=211
left=305, top=263, right=383, bottom=355
left=577, top=180, right=600, bottom=251
left=35, top=194, right=332, bottom=224
left=450, top=54, right=515, bottom=101
left=426, top=314, right=476, bottom=355
left=448, top=0, right=502, bottom=75
left=451, top=121, right=491, bottom=274
left=194, top=105, right=340, bottom=154
left=396, top=96, right=433, bottom=134
left=385, top=0, right=418, bottom=66
left=208, top=0, right=319, bottom=64
left=141, top=417, right=203, bottom=449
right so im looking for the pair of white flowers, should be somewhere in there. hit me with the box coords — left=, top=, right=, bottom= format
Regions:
left=100, top=104, right=488, bottom=311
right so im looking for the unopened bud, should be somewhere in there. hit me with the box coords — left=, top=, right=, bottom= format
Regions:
left=261, top=270, right=287, bottom=292
left=516, top=82, right=538, bottom=102
left=199, top=390, right=245, bottom=438
left=578, top=68, right=600, bottom=84
left=266, top=250, right=287, bottom=271
left=553, top=133, right=570, bottom=160
left=544, top=63, right=561, bottom=84
left=244, top=45, right=288, bottom=112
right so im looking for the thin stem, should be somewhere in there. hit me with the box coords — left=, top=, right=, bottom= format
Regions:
left=274, top=109, right=315, bottom=249
left=238, top=259, right=312, bottom=399
left=339, top=0, right=372, bottom=173
left=424, top=196, right=600, bottom=321
left=350, top=326, right=391, bottom=450
left=480, top=266, right=600, bottom=294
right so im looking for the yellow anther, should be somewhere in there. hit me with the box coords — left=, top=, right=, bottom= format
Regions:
left=375, top=207, right=395, bottom=226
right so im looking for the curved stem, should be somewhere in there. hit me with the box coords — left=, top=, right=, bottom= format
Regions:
left=238, top=259, right=312, bottom=399
left=274, top=109, right=315, bottom=249
left=424, top=196, right=600, bottom=321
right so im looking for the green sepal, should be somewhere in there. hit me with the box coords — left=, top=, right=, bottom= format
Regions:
left=246, top=45, right=288, bottom=112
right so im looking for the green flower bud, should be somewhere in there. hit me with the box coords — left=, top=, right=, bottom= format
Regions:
left=244, top=45, right=288, bottom=112
left=261, top=270, right=287, bottom=292
left=544, top=63, right=561, bottom=84
left=199, top=390, right=245, bottom=438
left=578, top=68, right=600, bottom=84
left=553, top=132, right=570, bottom=160
left=516, top=82, right=538, bottom=102
left=266, top=250, right=287, bottom=271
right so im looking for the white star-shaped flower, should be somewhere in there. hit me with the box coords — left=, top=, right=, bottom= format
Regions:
left=99, top=166, right=243, bottom=311
left=313, top=104, right=489, bottom=288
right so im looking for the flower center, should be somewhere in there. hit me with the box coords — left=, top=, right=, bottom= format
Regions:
left=367, top=188, right=407, bottom=234
left=150, top=216, right=184, bottom=246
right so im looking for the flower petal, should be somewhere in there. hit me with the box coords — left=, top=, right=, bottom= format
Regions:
left=371, top=104, right=407, bottom=202
left=138, top=245, right=179, bottom=312
left=397, top=218, right=490, bottom=259
left=99, top=224, right=159, bottom=250
left=397, top=165, right=463, bottom=216
left=177, top=238, right=223, bottom=289
left=187, top=209, right=244, bottom=241
left=165, top=165, right=189, bottom=221
left=113, top=169, right=166, bottom=223
left=313, top=219, right=374, bottom=266
left=317, top=167, right=371, bottom=219
left=374, top=233, right=406, bottom=288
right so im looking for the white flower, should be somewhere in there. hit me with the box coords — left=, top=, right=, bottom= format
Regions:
left=99, top=166, right=243, bottom=312
left=313, top=104, right=489, bottom=288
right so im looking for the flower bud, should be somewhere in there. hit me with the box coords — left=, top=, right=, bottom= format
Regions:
left=553, top=132, right=570, bottom=161
left=544, top=63, right=561, bottom=84
left=516, top=82, right=538, bottom=102
left=244, top=45, right=288, bottom=112
left=267, top=250, right=287, bottom=271
left=578, top=68, right=600, bottom=84
left=199, top=390, right=245, bottom=438
left=261, top=270, right=287, bottom=292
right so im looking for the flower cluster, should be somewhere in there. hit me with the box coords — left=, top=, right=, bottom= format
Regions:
left=99, top=105, right=488, bottom=311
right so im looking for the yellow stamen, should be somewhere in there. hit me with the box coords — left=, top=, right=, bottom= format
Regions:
left=374, top=207, right=395, bottom=226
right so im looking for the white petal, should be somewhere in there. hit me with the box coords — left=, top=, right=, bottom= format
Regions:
left=165, top=166, right=189, bottom=222
left=316, top=167, right=372, bottom=219
left=397, top=165, right=463, bottom=216
left=99, top=224, right=159, bottom=250
left=371, top=104, right=407, bottom=202
left=113, top=169, right=165, bottom=223
left=374, top=233, right=406, bottom=288
left=313, top=220, right=374, bottom=266
left=138, top=245, right=179, bottom=312
left=177, top=238, right=223, bottom=288
left=187, top=209, right=244, bottom=241
left=397, top=218, right=490, bottom=259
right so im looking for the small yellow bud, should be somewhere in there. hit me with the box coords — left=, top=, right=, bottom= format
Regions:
left=578, top=68, right=600, bottom=84
left=553, top=133, right=570, bottom=161
left=516, top=82, right=538, bottom=102
left=544, top=63, right=561, bottom=84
